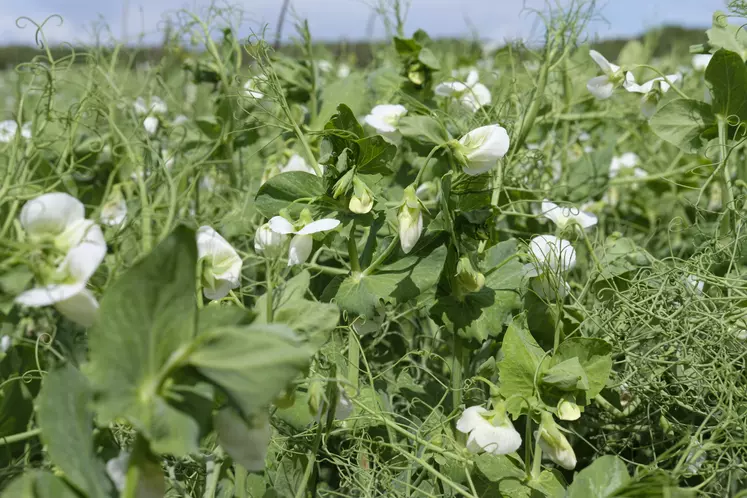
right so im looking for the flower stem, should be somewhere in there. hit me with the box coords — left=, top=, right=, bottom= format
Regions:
left=123, top=433, right=148, bottom=498
left=347, top=327, right=360, bottom=394
left=414, top=144, right=446, bottom=186
left=362, top=235, right=399, bottom=276
left=717, top=115, right=734, bottom=238
left=265, top=260, right=274, bottom=323
left=451, top=335, right=464, bottom=415
left=0, top=427, right=41, bottom=446
left=348, top=220, right=361, bottom=273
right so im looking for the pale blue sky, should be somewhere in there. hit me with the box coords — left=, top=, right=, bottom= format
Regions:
left=0, top=0, right=727, bottom=46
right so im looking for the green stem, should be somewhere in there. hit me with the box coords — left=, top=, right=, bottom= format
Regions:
left=451, top=335, right=464, bottom=415
left=530, top=429, right=543, bottom=479
left=362, top=235, right=399, bottom=276
left=203, top=451, right=222, bottom=498
left=347, top=328, right=360, bottom=393
left=414, top=144, right=446, bottom=186
left=266, top=260, right=274, bottom=322
left=123, top=434, right=148, bottom=498
left=348, top=220, right=361, bottom=273
left=234, top=465, right=248, bottom=498
left=717, top=115, right=734, bottom=237
left=0, top=428, right=41, bottom=446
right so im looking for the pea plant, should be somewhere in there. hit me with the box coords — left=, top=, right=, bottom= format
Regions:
left=0, top=1, right=745, bottom=497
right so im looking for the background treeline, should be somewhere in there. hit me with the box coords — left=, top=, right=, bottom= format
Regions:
left=0, top=25, right=706, bottom=70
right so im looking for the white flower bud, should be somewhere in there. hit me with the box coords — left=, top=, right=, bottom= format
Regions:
left=254, top=223, right=287, bottom=257
left=398, top=185, right=423, bottom=254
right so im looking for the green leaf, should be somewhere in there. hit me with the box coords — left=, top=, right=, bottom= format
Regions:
left=551, top=338, right=612, bottom=404
left=528, top=469, right=565, bottom=497
left=36, top=365, right=111, bottom=497
left=255, top=171, right=326, bottom=218
left=1, top=471, right=79, bottom=498
left=398, top=115, right=449, bottom=145
left=355, top=135, right=397, bottom=174
left=417, top=47, right=441, bottom=70
left=566, top=455, right=630, bottom=498
left=596, top=236, right=652, bottom=279
left=541, top=357, right=589, bottom=391
left=325, top=103, right=364, bottom=139
left=87, top=226, right=201, bottom=456
left=475, top=453, right=525, bottom=482
left=196, top=115, right=222, bottom=139
left=189, top=324, right=312, bottom=418
left=650, top=98, right=716, bottom=153
left=255, top=271, right=339, bottom=347
left=498, top=315, right=546, bottom=416
left=706, top=49, right=747, bottom=122
left=215, top=408, right=271, bottom=472
left=336, top=246, right=447, bottom=316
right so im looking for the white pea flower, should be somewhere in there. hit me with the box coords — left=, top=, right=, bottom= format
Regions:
left=254, top=223, right=287, bottom=257
left=685, top=274, right=705, bottom=294
left=435, top=69, right=492, bottom=112
left=398, top=185, right=424, bottom=254
left=527, top=235, right=576, bottom=277
left=586, top=50, right=625, bottom=100
left=143, top=116, right=159, bottom=136
left=15, top=221, right=105, bottom=328
left=0, top=335, right=11, bottom=353
left=337, top=63, right=351, bottom=79
left=456, top=406, right=522, bottom=456
left=692, top=54, right=713, bottom=72
left=196, top=226, right=243, bottom=300
left=268, top=213, right=340, bottom=266
left=349, top=177, right=374, bottom=214
left=134, top=96, right=167, bottom=116
left=537, top=413, right=577, bottom=470
left=244, top=75, right=267, bottom=100
left=363, top=104, right=408, bottom=144
left=279, top=154, right=319, bottom=176
left=100, top=189, right=127, bottom=227
left=317, top=60, right=333, bottom=74
left=454, top=124, right=510, bottom=175
left=540, top=200, right=598, bottom=230
left=623, top=73, right=681, bottom=118
left=172, top=114, right=189, bottom=126
left=531, top=274, right=571, bottom=301
left=609, top=152, right=646, bottom=179
left=0, top=120, right=31, bottom=143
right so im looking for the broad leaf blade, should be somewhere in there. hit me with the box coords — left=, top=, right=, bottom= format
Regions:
left=650, top=99, right=716, bottom=153
left=87, top=226, right=200, bottom=455
left=36, top=365, right=111, bottom=497
left=189, top=324, right=312, bottom=418
left=255, top=172, right=326, bottom=219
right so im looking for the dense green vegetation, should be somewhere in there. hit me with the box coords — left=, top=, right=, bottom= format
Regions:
left=0, top=2, right=745, bottom=497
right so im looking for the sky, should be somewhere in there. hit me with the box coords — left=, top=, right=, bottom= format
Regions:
left=0, top=0, right=728, bottom=46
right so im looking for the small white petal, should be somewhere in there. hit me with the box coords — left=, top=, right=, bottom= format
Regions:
left=692, top=54, right=713, bottom=72
left=589, top=50, right=618, bottom=75
left=288, top=234, right=313, bottom=266
left=458, top=125, right=510, bottom=171
left=297, top=218, right=340, bottom=235
left=268, top=216, right=297, bottom=235
left=196, top=226, right=242, bottom=300
left=20, top=193, right=85, bottom=239
left=143, top=116, right=159, bottom=135
left=54, top=289, right=99, bottom=327
left=254, top=223, right=287, bottom=256
left=529, top=235, right=576, bottom=274
left=586, top=75, right=614, bottom=100
left=456, top=406, right=489, bottom=434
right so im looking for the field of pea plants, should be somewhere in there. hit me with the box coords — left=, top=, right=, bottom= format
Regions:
left=1, top=0, right=747, bottom=496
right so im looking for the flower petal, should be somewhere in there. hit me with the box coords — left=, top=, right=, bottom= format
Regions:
left=268, top=216, right=297, bottom=235
left=16, top=282, right=87, bottom=307
left=589, top=50, right=614, bottom=74
left=20, top=193, right=85, bottom=239
left=297, top=218, right=340, bottom=235
left=54, top=289, right=99, bottom=327
left=586, top=75, right=614, bottom=100
left=456, top=406, right=488, bottom=434
left=459, top=125, right=510, bottom=163
left=288, top=234, right=313, bottom=266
